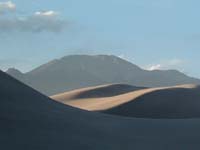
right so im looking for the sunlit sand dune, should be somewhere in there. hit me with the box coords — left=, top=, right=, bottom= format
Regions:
left=52, top=84, right=200, bottom=118
left=52, top=83, right=145, bottom=102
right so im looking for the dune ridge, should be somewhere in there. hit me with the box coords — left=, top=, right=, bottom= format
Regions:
left=52, top=84, right=200, bottom=119
left=52, top=83, right=145, bottom=102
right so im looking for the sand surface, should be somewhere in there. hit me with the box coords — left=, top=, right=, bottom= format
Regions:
left=52, top=84, right=200, bottom=118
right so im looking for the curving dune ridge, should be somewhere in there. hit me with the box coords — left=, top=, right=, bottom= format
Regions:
left=52, top=84, right=200, bottom=119
left=52, top=84, right=145, bottom=102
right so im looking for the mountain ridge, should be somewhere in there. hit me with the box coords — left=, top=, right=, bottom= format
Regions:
left=6, top=54, right=200, bottom=95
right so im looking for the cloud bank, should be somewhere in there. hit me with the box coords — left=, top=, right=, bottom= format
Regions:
left=0, top=1, right=15, bottom=14
left=0, top=2, right=66, bottom=33
left=147, top=59, right=184, bottom=71
left=148, top=64, right=162, bottom=70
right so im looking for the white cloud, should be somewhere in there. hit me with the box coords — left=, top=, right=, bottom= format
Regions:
left=0, top=2, right=67, bottom=33
left=118, top=54, right=126, bottom=59
left=146, top=59, right=184, bottom=71
left=148, top=64, right=162, bottom=71
left=0, top=1, right=16, bottom=14
left=34, top=11, right=59, bottom=17
left=0, top=12, right=66, bottom=32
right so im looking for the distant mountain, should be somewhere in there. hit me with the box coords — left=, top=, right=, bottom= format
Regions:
left=6, top=55, right=200, bottom=95
left=6, top=68, right=24, bottom=80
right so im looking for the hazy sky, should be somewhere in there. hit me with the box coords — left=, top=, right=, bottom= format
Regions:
left=0, top=0, right=200, bottom=78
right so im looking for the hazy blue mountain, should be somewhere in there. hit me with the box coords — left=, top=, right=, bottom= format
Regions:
left=6, top=68, right=24, bottom=80
left=6, top=55, right=200, bottom=95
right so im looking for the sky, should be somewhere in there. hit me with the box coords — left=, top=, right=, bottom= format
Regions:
left=0, top=0, right=200, bottom=78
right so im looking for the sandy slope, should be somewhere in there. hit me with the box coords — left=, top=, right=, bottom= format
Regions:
left=52, top=84, right=145, bottom=102
left=52, top=84, right=200, bottom=118
left=2, top=71, right=200, bottom=149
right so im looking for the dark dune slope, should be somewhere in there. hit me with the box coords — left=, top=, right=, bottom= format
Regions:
left=52, top=84, right=200, bottom=119
left=104, top=85, right=200, bottom=119
left=52, top=84, right=145, bottom=101
left=2, top=71, right=200, bottom=150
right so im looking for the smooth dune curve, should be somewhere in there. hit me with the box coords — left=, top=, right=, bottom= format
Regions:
left=51, top=83, right=145, bottom=102
left=52, top=84, right=200, bottom=118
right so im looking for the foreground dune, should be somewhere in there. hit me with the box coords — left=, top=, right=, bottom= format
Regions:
left=2, top=71, right=200, bottom=149
left=52, top=84, right=200, bottom=118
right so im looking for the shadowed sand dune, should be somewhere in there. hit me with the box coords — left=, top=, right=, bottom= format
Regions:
left=52, top=84, right=200, bottom=119
left=52, top=84, right=145, bottom=102
left=2, top=71, right=200, bottom=149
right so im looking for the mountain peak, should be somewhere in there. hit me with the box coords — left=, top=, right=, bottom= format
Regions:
left=6, top=54, right=200, bottom=95
left=6, top=68, right=23, bottom=75
left=6, top=68, right=24, bottom=82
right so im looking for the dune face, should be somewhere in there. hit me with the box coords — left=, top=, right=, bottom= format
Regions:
left=52, top=84, right=200, bottom=119
left=52, top=84, right=145, bottom=102
left=3, top=71, right=200, bottom=149
left=104, top=85, right=200, bottom=119
left=6, top=55, right=200, bottom=95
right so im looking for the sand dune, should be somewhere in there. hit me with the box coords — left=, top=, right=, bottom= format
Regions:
left=52, top=84, right=200, bottom=118
left=3, top=71, right=200, bottom=149
left=52, top=84, right=145, bottom=102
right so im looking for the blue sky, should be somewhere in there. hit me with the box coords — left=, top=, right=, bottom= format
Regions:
left=0, top=0, right=200, bottom=78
